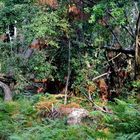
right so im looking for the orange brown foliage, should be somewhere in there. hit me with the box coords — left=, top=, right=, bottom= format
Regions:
left=37, top=0, right=58, bottom=9
left=60, top=102, right=80, bottom=108
left=29, top=39, right=41, bottom=49
left=97, top=79, right=108, bottom=101
left=118, top=70, right=128, bottom=87
left=58, top=107, right=74, bottom=116
left=68, top=4, right=89, bottom=20
left=36, top=101, right=56, bottom=111
left=34, top=78, right=48, bottom=83
left=37, top=87, right=44, bottom=93
left=0, top=34, right=8, bottom=42
left=86, top=84, right=96, bottom=94
left=59, top=103, right=80, bottom=115
left=29, top=39, right=48, bottom=50
left=86, top=83, right=96, bottom=100
left=26, top=122, right=33, bottom=127
left=36, top=100, right=58, bottom=118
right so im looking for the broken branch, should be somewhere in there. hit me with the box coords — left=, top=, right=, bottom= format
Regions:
left=92, top=72, right=109, bottom=81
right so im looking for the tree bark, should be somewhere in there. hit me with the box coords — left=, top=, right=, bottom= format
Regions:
left=23, top=48, right=34, bottom=59
left=64, top=40, right=71, bottom=105
left=0, top=81, right=12, bottom=101
left=135, top=12, right=140, bottom=79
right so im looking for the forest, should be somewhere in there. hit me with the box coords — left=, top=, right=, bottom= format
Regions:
left=0, top=0, right=140, bottom=139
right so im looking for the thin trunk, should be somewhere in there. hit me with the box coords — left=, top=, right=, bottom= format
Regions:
left=135, top=12, right=140, bottom=79
left=64, top=40, right=71, bottom=105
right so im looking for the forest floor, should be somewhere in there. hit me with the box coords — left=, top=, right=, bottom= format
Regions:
left=0, top=92, right=140, bottom=140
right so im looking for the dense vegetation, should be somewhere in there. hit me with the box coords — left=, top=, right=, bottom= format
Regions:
left=0, top=0, right=140, bottom=139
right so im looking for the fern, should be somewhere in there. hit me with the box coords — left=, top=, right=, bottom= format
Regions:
left=116, top=132, right=140, bottom=140
left=104, top=99, right=140, bottom=136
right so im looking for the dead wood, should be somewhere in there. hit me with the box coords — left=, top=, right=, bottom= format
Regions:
left=92, top=72, right=109, bottom=81
left=0, top=81, right=12, bottom=101
left=0, top=74, right=16, bottom=84
left=93, top=105, right=113, bottom=114
left=23, top=48, right=34, bottom=59
left=104, top=46, right=135, bottom=55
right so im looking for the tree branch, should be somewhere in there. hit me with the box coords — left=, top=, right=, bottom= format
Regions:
left=92, top=72, right=109, bottom=81
left=107, top=10, right=135, bottom=39
left=124, top=11, right=135, bottom=38
left=103, top=20, right=122, bottom=47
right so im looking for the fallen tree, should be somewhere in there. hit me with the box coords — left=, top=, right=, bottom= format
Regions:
left=0, top=81, right=12, bottom=101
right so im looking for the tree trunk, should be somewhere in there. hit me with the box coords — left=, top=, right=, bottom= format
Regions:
left=24, top=48, right=34, bottom=59
left=135, top=12, right=140, bottom=79
left=64, top=39, right=71, bottom=105
left=0, top=81, right=12, bottom=101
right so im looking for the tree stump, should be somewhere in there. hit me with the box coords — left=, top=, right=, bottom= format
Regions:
left=67, top=108, right=89, bottom=125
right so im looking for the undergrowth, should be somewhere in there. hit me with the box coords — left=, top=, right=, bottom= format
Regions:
left=0, top=94, right=140, bottom=140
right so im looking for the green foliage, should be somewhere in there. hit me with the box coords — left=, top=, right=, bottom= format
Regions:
left=0, top=0, right=140, bottom=139
left=132, top=81, right=140, bottom=88
left=89, top=99, right=140, bottom=139
left=27, top=51, right=57, bottom=80
left=0, top=94, right=140, bottom=140
left=89, top=0, right=133, bottom=47
left=116, top=132, right=140, bottom=140
left=89, top=2, right=106, bottom=23
left=109, top=99, right=140, bottom=133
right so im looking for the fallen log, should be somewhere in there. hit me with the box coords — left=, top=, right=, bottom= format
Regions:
left=0, top=74, right=16, bottom=84
left=0, top=81, right=12, bottom=101
left=104, top=46, right=135, bottom=55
